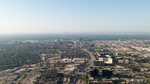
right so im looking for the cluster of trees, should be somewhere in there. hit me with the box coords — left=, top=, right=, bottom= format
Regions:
left=111, top=55, right=118, bottom=64
left=84, top=74, right=89, bottom=84
left=0, top=43, right=42, bottom=70
left=0, top=40, right=64, bottom=70
left=127, top=66, right=140, bottom=72
left=136, top=58, right=150, bottom=63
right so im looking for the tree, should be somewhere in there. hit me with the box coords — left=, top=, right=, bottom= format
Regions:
left=104, top=76, right=108, bottom=79
left=84, top=74, right=89, bottom=84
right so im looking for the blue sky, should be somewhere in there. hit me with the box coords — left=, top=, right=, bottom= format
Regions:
left=0, top=0, right=150, bottom=34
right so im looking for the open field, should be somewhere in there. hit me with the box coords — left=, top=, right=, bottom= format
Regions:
left=141, top=63, right=150, bottom=68
left=95, top=49, right=103, bottom=51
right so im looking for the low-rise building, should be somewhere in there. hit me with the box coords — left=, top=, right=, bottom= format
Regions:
left=124, top=59, right=129, bottom=64
left=15, top=68, right=26, bottom=73
left=118, top=60, right=124, bottom=63
left=99, top=56, right=113, bottom=64
left=72, top=58, right=85, bottom=63
left=126, top=79, right=141, bottom=84
left=62, top=58, right=72, bottom=63
left=118, top=59, right=129, bottom=64
left=140, top=68, right=148, bottom=72
left=89, top=80, right=113, bottom=84
left=64, top=64, right=76, bottom=72
left=94, top=60, right=104, bottom=66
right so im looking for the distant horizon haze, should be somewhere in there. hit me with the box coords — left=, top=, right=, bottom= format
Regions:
left=1, top=32, right=150, bottom=35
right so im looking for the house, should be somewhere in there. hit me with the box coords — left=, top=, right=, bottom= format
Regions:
left=140, top=68, right=148, bottom=72
left=118, top=60, right=124, bottom=63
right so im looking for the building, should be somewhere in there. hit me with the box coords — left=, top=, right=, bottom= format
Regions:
left=118, top=59, right=129, bottom=64
left=47, top=68, right=57, bottom=77
left=15, top=68, right=26, bottom=73
left=53, top=57, right=60, bottom=60
left=90, top=44, right=95, bottom=47
left=64, top=64, right=76, bottom=72
left=124, top=59, right=129, bottom=64
left=143, top=53, right=150, bottom=58
left=102, top=69, right=113, bottom=78
left=125, top=53, right=132, bottom=56
left=140, top=68, right=148, bottom=72
left=90, top=68, right=99, bottom=78
left=89, top=80, right=113, bottom=84
left=116, top=56, right=123, bottom=60
left=89, top=47, right=95, bottom=51
left=62, top=58, right=72, bottom=63
left=99, top=57, right=113, bottom=64
left=143, top=48, right=150, bottom=52
left=102, top=49, right=109, bottom=52
left=72, top=58, right=85, bottom=63
left=126, top=79, right=141, bottom=84
left=80, top=38, right=82, bottom=42
left=94, top=60, right=104, bottom=66
left=118, top=60, right=124, bottom=63
left=72, top=58, right=85, bottom=61
left=105, top=55, right=111, bottom=58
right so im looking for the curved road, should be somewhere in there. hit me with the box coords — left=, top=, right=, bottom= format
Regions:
left=74, top=49, right=96, bottom=84
left=82, top=49, right=96, bottom=70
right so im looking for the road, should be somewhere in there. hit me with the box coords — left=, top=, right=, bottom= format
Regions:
left=74, top=49, right=96, bottom=84
left=82, top=49, right=96, bottom=70
left=78, top=49, right=96, bottom=73
left=56, top=49, right=62, bottom=54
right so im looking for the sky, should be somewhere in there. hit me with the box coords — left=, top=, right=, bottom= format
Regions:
left=0, top=0, right=150, bottom=34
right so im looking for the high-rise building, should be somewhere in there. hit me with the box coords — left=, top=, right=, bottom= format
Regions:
left=90, top=68, right=99, bottom=77
left=80, top=38, right=82, bottom=42
left=102, top=69, right=113, bottom=78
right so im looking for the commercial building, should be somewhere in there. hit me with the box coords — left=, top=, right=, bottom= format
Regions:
left=90, top=68, right=99, bottom=78
left=64, top=64, right=76, bottom=72
left=72, top=58, right=85, bottom=63
left=102, top=69, right=113, bottom=78
left=62, top=58, right=72, bottom=63
left=94, top=60, right=104, bottom=66
left=47, top=68, right=57, bottom=77
left=99, top=57, right=113, bottom=64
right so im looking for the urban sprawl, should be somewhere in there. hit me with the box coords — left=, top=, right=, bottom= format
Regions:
left=1, top=38, right=150, bottom=84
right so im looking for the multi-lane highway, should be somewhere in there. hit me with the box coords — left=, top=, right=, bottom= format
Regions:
left=74, top=49, right=96, bottom=84
left=82, top=49, right=96, bottom=70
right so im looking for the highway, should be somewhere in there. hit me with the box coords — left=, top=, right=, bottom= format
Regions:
left=74, top=49, right=96, bottom=84
left=82, top=49, right=96, bottom=70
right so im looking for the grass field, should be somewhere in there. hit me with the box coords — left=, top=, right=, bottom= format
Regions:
left=141, top=63, right=150, bottom=68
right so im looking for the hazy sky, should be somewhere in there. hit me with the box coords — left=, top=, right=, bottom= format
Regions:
left=0, top=0, right=150, bottom=34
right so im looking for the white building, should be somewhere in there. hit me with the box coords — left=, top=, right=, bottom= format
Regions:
left=105, top=55, right=111, bottom=58
left=64, top=64, right=76, bottom=72
left=62, top=58, right=72, bottom=63
left=99, top=56, right=113, bottom=64
left=72, top=58, right=85, bottom=61
left=72, top=58, right=85, bottom=63
left=143, top=48, right=150, bottom=52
